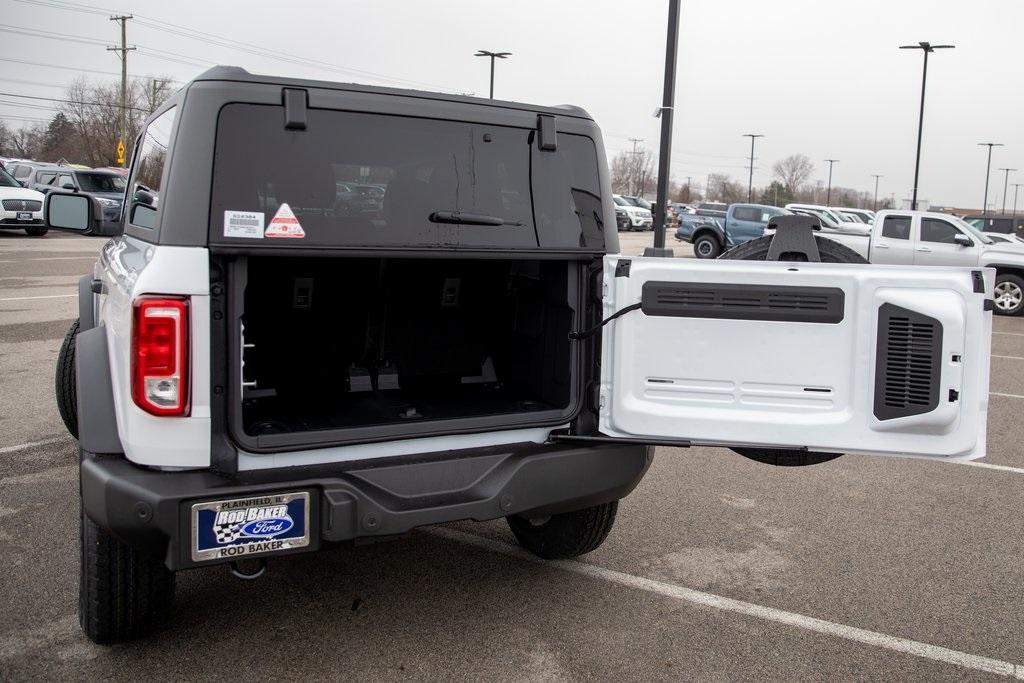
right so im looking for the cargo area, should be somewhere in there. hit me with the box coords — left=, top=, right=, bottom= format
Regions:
left=234, top=257, right=579, bottom=446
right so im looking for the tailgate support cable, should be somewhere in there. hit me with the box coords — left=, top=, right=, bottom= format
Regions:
left=568, top=303, right=641, bottom=341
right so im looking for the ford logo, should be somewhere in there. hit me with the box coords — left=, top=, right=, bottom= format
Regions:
left=240, top=517, right=293, bottom=538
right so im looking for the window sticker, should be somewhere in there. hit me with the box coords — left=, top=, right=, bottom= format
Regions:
left=224, top=210, right=264, bottom=239
left=265, top=203, right=306, bottom=239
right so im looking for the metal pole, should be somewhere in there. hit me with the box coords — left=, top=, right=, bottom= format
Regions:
left=1013, top=183, right=1022, bottom=217
left=489, top=55, right=495, bottom=99
left=999, top=168, right=1015, bottom=214
left=651, top=0, right=680, bottom=249
left=742, top=134, right=762, bottom=202
left=872, top=174, right=883, bottom=211
left=910, top=48, right=928, bottom=210
left=979, top=143, right=1003, bottom=214
left=825, top=159, right=838, bottom=206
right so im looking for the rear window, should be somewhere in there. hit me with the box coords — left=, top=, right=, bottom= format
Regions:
left=76, top=172, right=126, bottom=193
left=210, top=104, right=604, bottom=250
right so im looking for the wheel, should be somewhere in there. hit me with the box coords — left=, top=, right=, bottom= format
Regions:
left=80, top=507, right=175, bottom=644
left=719, top=233, right=867, bottom=466
left=55, top=319, right=79, bottom=438
left=507, top=501, right=618, bottom=559
left=25, top=226, right=48, bottom=237
left=719, top=234, right=869, bottom=264
left=693, top=234, right=722, bottom=259
left=994, top=274, right=1024, bottom=316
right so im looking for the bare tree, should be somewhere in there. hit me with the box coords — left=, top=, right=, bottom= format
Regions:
left=773, top=154, right=814, bottom=196
left=707, top=173, right=745, bottom=204
left=610, top=151, right=632, bottom=194
left=609, top=147, right=656, bottom=196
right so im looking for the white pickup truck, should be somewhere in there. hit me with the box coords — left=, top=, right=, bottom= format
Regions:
left=801, top=210, right=1024, bottom=316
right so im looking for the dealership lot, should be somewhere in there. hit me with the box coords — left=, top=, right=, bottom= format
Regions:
left=1, top=232, right=1022, bottom=680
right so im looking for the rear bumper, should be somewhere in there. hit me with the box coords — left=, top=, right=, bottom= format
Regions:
left=81, top=441, right=653, bottom=570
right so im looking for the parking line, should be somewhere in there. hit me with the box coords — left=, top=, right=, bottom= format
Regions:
left=993, top=331, right=1024, bottom=337
left=0, top=436, right=68, bottom=455
left=0, top=256, right=97, bottom=263
left=958, top=460, right=1024, bottom=475
left=991, top=391, right=1024, bottom=399
left=0, top=294, right=75, bottom=302
left=993, top=355, right=1024, bottom=361
left=430, top=527, right=1024, bottom=679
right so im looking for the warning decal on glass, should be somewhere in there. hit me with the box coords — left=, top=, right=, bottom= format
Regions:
left=265, top=203, right=306, bottom=239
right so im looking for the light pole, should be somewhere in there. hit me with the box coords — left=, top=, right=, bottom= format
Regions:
left=474, top=50, right=511, bottom=99
left=899, top=42, right=954, bottom=210
left=978, top=142, right=1003, bottom=215
left=998, top=168, right=1016, bottom=214
left=824, top=159, right=839, bottom=205
left=742, top=134, right=763, bottom=203
left=1012, top=183, right=1023, bottom=217
left=871, top=174, right=883, bottom=211
left=651, top=0, right=681, bottom=250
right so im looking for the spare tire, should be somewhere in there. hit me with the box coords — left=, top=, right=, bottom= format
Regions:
left=717, top=233, right=866, bottom=466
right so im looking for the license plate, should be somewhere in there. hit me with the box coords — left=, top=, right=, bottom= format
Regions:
left=16, top=212, right=31, bottom=220
left=191, top=491, right=310, bottom=562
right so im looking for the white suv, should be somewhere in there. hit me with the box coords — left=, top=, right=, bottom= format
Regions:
left=0, top=166, right=46, bottom=236
left=613, top=194, right=653, bottom=230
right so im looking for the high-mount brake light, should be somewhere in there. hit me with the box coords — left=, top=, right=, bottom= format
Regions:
left=132, top=297, right=189, bottom=416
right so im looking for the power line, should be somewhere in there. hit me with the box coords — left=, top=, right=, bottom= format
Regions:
left=0, top=90, right=150, bottom=112
left=0, top=56, right=177, bottom=81
left=11, top=0, right=452, bottom=90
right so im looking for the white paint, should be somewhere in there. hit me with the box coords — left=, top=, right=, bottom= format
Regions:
left=993, top=331, right=1024, bottom=337
left=957, top=460, right=1024, bottom=475
left=992, top=355, right=1024, bottom=361
left=0, top=294, right=75, bottom=302
left=0, top=436, right=68, bottom=454
left=431, top=527, right=1024, bottom=679
left=991, top=391, right=1024, bottom=399
left=0, top=256, right=97, bottom=263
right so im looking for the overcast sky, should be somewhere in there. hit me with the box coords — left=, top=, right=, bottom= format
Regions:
left=3, top=0, right=1022, bottom=209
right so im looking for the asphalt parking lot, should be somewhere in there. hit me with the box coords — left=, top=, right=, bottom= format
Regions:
left=1, top=230, right=1022, bottom=680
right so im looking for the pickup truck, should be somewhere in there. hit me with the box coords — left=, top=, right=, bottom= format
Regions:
left=44, top=67, right=992, bottom=644
left=795, top=209, right=1024, bottom=315
left=674, top=202, right=788, bottom=258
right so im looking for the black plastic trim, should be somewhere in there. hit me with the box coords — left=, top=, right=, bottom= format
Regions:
left=641, top=281, right=845, bottom=324
left=537, top=114, right=557, bottom=151
left=75, top=326, right=123, bottom=455
left=873, top=303, right=942, bottom=421
left=282, top=88, right=307, bottom=130
left=80, top=440, right=651, bottom=570
left=78, top=275, right=95, bottom=331
left=972, top=270, right=985, bottom=294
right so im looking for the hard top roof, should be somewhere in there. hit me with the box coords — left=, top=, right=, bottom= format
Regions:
left=190, top=65, right=593, bottom=121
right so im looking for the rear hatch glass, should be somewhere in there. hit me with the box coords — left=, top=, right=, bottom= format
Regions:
left=209, top=103, right=605, bottom=250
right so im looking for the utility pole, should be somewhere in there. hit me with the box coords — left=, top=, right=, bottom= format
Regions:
left=742, top=133, right=763, bottom=202
left=871, top=174, right=883, bottom=211
left=1012, top=183, right=1023, bottom=217
left=473, top=50, right=511, bottom=99
left=899, top=42, right=954, bottom=210
left=998, top=168, right=1016, bottom=214
left=978, top=142, right=1003, bottom=215
left=627, top=138, right=644, bottom=195
left=650, top=0, right=680, bottom=250
left=107, top=15, right=135, bottom=167
left=684, top=175, right=692, bottom=202
left=149, top=77, right=168, bottom=114
left=824, top=159, right=839, bottom=205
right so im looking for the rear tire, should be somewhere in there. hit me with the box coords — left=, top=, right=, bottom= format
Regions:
left=507, top=501, right=618, bottom=559
left=994, top=274, right=1024, bottom=316
left=55, top=319, right=79, bottom=439
left=693, top=234, right=722, bottom=259
left=80, top=508, right=175, bottom=644
left=25, top=226, right=48, bottom=237
left=719, top=233, right=866, bottom=466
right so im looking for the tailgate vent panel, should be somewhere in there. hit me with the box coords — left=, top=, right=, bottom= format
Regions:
left=874, top=304, right=942, bottom=420
left=641, top=282, right=844, bottom=323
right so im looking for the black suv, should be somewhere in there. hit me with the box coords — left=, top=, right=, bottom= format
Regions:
left=24, top=165, right=126, bottom=233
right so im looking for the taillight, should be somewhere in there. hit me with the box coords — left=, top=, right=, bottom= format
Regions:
left=132, top=297, right=189, bottom=416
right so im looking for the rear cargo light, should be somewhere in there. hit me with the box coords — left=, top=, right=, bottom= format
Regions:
left=132, top=297, right=189, bottom=416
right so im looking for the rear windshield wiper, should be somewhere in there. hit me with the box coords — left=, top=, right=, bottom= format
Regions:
left=429, top=211, right=523, bottom=227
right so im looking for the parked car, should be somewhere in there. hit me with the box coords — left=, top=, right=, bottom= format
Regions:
left=796, top=210, right=1024, bottom=315
left=675, top=202, right=789, bottom=258
left=613, top=194, right=652, bottom=230
left=46, top=66, right=992, bottom=645
left=962, top=214, right=1024, bottom=239
left=785, top=203, right=867, bottom=234
left=0, top=165, right=47, bottom=236
left=27, top=167, right=125, bottom=234
left=831, top=207, right=875, bottom=224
